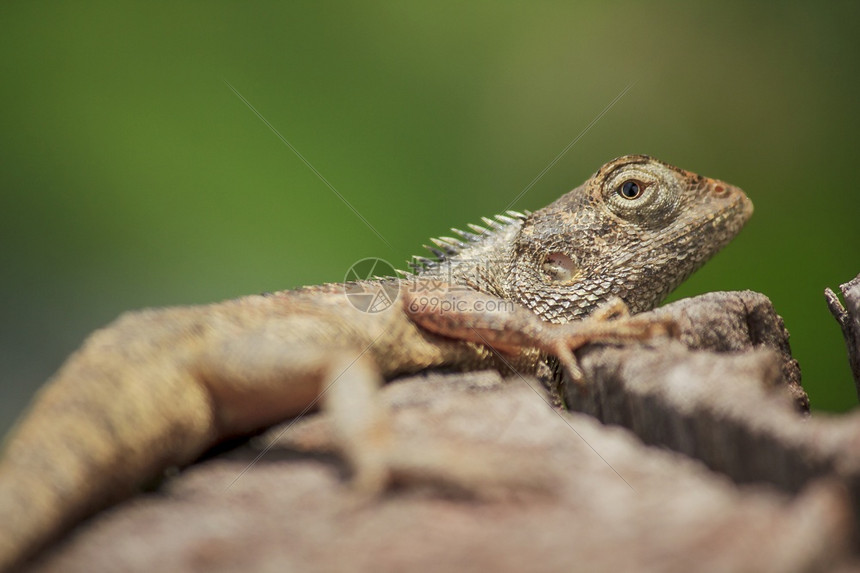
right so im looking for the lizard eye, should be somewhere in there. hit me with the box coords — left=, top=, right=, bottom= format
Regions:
left=618, top=180, right=644, bottom=200
left=604, top=164, right=681, bottom=226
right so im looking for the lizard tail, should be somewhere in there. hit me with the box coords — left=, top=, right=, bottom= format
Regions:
left=0, top=309, right=218, bottom=571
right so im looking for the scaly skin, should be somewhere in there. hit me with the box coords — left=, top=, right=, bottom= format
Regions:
left=0, top=155, right=752, bottom=571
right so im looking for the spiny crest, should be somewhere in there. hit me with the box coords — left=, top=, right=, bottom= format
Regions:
left=405, top=210, right=529, bottom=274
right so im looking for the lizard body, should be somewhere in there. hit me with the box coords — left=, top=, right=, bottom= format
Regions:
left=0, top=155, right=752, bottom=570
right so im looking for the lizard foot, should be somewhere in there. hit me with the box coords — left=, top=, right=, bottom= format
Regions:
left=537, top=298, right=678, bottom=390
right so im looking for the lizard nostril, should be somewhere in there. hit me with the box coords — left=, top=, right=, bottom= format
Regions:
left=712, top=184, right=728, bottom=196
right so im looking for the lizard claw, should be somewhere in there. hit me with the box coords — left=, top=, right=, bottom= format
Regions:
left=547, top=339, right=589, bottom=392
left=589, top=296, right=631, bottom=321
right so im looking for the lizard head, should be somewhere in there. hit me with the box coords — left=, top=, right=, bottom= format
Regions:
left=506, top=154, right=753, bottom=322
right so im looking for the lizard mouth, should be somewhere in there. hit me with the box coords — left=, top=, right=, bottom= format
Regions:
left=739, top=191, right=754, bottom=221
left=708, top=178, right=754, bottom=223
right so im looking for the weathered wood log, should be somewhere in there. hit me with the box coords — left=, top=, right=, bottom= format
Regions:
left=27, top=371, right=853, bottom=573
left=568, top=290, right=860, bottom=500
left=569, top=291, right=812, bottom=489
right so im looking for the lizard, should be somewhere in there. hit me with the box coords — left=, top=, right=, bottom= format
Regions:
left=0, top=154, right=753, bottom=571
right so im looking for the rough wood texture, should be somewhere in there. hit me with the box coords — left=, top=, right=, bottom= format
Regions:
left=827, top=274, right=860, bottom=399
left=23, top=290, right=860, bottom=572
left=569, top=291, right=860, bottom=500
left=26, top=373, right=854, bottom=573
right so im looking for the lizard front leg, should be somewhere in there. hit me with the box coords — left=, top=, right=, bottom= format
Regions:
left=403, top=282, right=676, bottom=387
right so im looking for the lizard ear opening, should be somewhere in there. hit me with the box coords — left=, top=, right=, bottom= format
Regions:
left=541, top=252, right=579, bottom=284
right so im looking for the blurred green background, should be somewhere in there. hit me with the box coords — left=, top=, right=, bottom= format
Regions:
left=2, top=2, right=859, bottom=436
